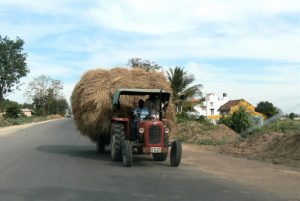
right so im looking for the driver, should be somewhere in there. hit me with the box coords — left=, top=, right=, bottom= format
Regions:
left=132, top=99, right=148, bottom=140
left=133, top=99, right=148, bottom=120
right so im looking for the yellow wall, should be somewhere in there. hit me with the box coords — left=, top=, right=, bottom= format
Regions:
left=207, top=115, right=221, bottom=119
left=230, top=100, right=265, bottom=119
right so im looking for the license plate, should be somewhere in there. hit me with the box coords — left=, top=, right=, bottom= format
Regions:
left=150, top=147, right=162, bottom=153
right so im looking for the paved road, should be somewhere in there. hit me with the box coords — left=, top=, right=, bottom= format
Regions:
left=0, top=119, right=282, bottom=201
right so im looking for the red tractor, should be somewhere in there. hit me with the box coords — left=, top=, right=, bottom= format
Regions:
left=100, top=88, right=182, bottom=167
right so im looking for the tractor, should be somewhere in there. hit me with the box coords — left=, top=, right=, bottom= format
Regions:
left=98, top=88, right=182, bottom=167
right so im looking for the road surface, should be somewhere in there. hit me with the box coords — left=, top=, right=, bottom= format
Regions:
left=0, top=119, right=283, bottom=201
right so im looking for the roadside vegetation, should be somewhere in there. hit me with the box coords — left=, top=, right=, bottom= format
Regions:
left=0, top=115, right=62, bottom=127
left=0, top=35, right=69, bottom=128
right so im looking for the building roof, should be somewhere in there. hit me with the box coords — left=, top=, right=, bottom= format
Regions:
left=218, top=99, right=245, bottom=111
left=21, top=108, right=33, bottom=112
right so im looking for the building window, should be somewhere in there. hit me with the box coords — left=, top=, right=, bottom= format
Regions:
left=210, top=102, right=213, bottom=107
left=211, top=109, right=214, bottom=115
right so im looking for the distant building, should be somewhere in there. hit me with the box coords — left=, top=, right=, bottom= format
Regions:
left=218, top=99, right=265, bottom=125
left=21, top=108, right=33, bottom=117
left=194, top=93, right=229, bottom=119
left=218, top=99, right=263, bottom=117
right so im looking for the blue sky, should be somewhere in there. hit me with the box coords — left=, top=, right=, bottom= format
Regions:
left=1, top=0, right=299, bottom=113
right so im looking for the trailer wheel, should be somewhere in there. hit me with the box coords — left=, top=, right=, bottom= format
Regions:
left=122, top=140, right=132, bottom=167
left=96, top=135, right=105, bottom=153
left=152, top=153, right=168, bottom=161
left=170, top=141, right=182, bottom=167
left=110, top=123, right=125, bottom=161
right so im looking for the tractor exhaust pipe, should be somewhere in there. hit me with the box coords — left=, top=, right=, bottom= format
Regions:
left=159, top=89, right=162, bottom=121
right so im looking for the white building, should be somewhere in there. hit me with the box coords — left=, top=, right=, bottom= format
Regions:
left=194, top=93, right=229, bottom=118
left=21, top=108, right=33, bottom=117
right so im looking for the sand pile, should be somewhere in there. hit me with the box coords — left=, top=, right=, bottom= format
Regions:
left=174, top=121, right=239, bottom=145
left=223, top=132, right=300, bottom=163
left=71, top=67, right=175, bottom=142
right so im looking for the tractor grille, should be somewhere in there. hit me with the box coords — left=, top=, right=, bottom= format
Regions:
left=149, top=125, right=161, bottom=144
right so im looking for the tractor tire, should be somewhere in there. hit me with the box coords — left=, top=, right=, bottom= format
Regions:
left=96, top=135, right=105, bottom=153
left=110, top=123, right=125, bottom=161
left=170, top=141, right=182, bottom=167
left=122, top=140, right=133, bottom=167
left=152, top=153, right=168, bottom=161
left=164, top=132, right=169, bottom=146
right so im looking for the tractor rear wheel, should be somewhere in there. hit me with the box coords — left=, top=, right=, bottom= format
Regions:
left=170, top=141, right=182, bottom=167
left=110, top=123, right=125, bottom=161
left=122, top=140, right=133, bottom=167
left=96, top=135, right=106, bottom=153
left=152, top=153, right=168, bottom=161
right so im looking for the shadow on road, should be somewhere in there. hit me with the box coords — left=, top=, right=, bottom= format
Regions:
left=0, top=186, right=152, bottom=201
left=36, top=145, right=112, bottom=162
left=35, top=145, right=170, bottom=167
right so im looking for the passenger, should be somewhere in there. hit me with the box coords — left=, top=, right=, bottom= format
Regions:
left=145, top=94, right=160, bottom=119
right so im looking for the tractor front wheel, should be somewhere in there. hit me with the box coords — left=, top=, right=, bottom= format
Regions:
left=122, top=140, right=133, bottom=167
left=170, top=141, right=182, bottom=167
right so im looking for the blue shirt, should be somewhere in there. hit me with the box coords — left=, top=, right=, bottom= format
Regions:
left=133, top=107, right=149, bottom=120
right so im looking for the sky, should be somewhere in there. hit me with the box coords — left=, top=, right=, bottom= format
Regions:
left=1, top=0, right=299, bottom=114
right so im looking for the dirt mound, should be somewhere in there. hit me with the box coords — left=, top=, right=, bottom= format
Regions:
left=266, top=133, right=300, bottom=160
left=71, top=67, right=176, bottom=142
left=0, top=117, right=10, bottom=127
left=174, top=121, right=239, bottom=145
left=47, top=114, right=64, bottom=119
left=222, top=132, right=300, bottom=166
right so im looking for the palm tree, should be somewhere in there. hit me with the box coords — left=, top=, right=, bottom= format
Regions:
left=167, top=67, right=202, bottom=99
left=166, top=67, right=202, bottom=112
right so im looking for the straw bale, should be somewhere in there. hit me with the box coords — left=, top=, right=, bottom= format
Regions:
left=71, top=67, right=176, bottom=142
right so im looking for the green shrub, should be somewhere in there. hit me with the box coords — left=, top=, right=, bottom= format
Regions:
left=4, top=103, right=21, bottom=119
left=176, top=112, right=213, bottom=126
left=219, top=107, right=254, bottom=136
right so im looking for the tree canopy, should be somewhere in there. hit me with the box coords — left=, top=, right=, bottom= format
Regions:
left=25, top=75, right=68, bottom=116
left=0, top=35, right=29, bottom=100
left=128, top=58, right=162, bottom=71
left=166, top=67, right=202, bottom=100
left=255, top=101, right=279, bottom=118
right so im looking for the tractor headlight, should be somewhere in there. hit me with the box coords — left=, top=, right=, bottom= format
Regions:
left=138, top=127, right=145, bottom=134
left=164, top=127, right=169, bottom=134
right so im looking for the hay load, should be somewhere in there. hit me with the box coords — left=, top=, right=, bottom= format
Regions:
left=71, top=67, right=176, bottom=142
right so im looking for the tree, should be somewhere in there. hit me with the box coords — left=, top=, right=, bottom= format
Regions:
left=288, top=112, right=296, bottom=120
left=255, top=101, right=279, bottom=118
left=166, top=67, right=202, bottom=100
left=219, top=107, right=254, bottom=135
left=25, top=75, right=68, bottom=116
left=0, top=35, right=29, bottom=101
left=4, top=102, right=21, bottom=119
left=128, top=58, right=162, bottom=71
left=166, top=67, right=202, bottom=113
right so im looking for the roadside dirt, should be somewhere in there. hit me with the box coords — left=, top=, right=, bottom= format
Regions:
left=175, top=122, right=239, bottom=144
left=0, top=119, right=62, bottom=136
left=221, top=132, right=300, bottom=168
left=182, top=144, right=300, bottom=201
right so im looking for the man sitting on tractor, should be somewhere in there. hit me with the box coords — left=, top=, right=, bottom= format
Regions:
left=132, top=99, right=148, bottom=119
left=132, top=99, right=148, bottom=140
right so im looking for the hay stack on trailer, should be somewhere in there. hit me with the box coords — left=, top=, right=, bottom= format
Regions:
left=71, top=67, right=176, bottom=142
